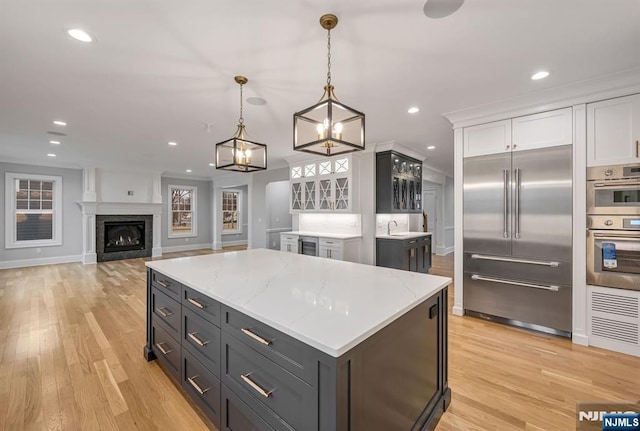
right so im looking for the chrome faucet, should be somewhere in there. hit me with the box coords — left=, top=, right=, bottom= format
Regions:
left=387, top=220, right=397, bottom=235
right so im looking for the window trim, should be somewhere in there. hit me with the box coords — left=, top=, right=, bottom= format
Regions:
left=168, top=184, right=198, bottom=239
left=222, top=189, right=242, bottom=234
left=5, top=172, right=63, bottom=249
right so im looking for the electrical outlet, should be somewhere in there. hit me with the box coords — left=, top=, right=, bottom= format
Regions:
left=36, top=248, right=41, bottom=253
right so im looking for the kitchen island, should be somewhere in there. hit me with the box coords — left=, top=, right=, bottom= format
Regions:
left=144, top=248, right=451, bottom=431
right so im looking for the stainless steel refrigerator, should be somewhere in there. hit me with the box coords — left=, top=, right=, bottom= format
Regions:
left=463, top=145, right=572, bottom=335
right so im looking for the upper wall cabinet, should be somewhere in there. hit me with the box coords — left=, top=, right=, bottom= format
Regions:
left=463, top=108, right=572, bottom=158
left=587, top=93, right=640, bottom=167
left=290, top=155, right=358, bottom=214
left=376, top=151, right=423, bottom=214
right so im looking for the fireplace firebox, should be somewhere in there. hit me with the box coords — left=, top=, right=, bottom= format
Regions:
left=96, top=215, right=153, bottom=262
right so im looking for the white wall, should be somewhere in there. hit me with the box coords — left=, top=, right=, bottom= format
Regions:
left=161, top=177, right=213, bottom=251
left=0, top=162, right=83, bottom=268
left=96, top=168, right=159, bottom=203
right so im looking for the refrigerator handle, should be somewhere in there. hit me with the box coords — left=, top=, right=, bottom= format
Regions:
left=514, top=168, right=520, bottom=239
left=503, top=169, right=509, bottom=238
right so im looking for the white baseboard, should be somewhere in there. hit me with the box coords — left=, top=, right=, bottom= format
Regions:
left=221, top=240, right=248, bottom=247
left=162, top=243, right=212, bottom=253
left=0, top=254, right=82, bottom=269
left=572, top=332, right=589, bottom=346
left=436, top=245, right=455, bottom=256
left=152, top=246, right=163, bottom=257
left=83, top=253, right=97, bottom=264
left=452, top=305, right=464, bottom=316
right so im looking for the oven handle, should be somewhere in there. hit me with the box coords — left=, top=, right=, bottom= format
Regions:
left=592, top=181, right=640, bottom=188
left=471, top=274, right=560, bottom=292
left=470, top=254, right=559, bottom=267
left=592, top=232, right=640, bottom=239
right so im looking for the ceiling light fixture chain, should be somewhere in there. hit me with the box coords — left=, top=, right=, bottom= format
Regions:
left=326, top=28, right=332, bottom=86
left=238, top=79, right=244, bottom=125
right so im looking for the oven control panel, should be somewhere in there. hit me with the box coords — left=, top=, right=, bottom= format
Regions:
left=588, top=216, right=640, bottom=230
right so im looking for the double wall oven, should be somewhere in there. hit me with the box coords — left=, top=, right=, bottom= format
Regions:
left=587, top=163, right=640, bottom=291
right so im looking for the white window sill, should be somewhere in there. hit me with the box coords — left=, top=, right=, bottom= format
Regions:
left=5, top=239, right=62, bottom=249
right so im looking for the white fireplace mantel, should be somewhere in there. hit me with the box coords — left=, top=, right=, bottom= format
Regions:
left=77, top=201, right=163, bottom=264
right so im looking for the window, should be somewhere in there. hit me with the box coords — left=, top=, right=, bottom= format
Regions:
left=5, top=173, right=62, bottom=248
left=168, top=185, right=197, bottom=238
left=222, top=190, right=241, bottom=233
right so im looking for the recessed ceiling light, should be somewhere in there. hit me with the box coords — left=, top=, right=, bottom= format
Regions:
left=423, top=0, right=465, bottom=19
left=47, top=153, right=56, bottom=157
left=408, top=107, right=420, bottom=114
left=209, top=163, right=215, bottom=167
left=186, top=169, right=192, bottom=173
left=49, top=140, right=61, bottom=145
left=246, top=97, right=267, bottom=106
left=168, top=141, right=177, bottom=146
left=427, top=146, right=436, bottom=150
left=531, top=71, right=550, bottom=80
left=53, top=120, right=67, bottom=126
left=67, top=29, right=94, bottom=43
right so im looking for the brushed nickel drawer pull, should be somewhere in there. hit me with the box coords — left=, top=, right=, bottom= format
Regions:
left=187, top=332, right=208, bottom=346
left=155, top=307, right=173, bottom=318
left=187, top=298, right=206, bottom=309
left=471, top=274, right=560, bottom=291
left=241, top=373, right=272, bottom=398
left=155, top=342, right=173, bottom=355
left=187, top=376, right=210, bottom=395
left=157, top=280, right=169, bottom=288
left=470, top=254, right=559, bottom=267
left=241, top=328, right=272, bottom=346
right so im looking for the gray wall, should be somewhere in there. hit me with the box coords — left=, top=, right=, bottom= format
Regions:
left=0, top=162, right=83, bottom=263
left=161, top=177, right=213, bottom=248
left=250, top=167, right=289, bottom=249
left=265, top=180, right=292, bottom=250
left=221, top=184, right=248, bottom=244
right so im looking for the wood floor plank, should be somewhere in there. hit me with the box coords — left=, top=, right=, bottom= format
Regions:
left=1, top=248, right=639, bottom=431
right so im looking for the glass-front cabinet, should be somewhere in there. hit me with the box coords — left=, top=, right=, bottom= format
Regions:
left=290, top=155, right=357, bottom=213
left=376, top=151, right=423, bottom=214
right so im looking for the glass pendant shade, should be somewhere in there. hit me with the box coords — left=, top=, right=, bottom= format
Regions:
left=293, top=14, right=365, bottom=157
left=216, top=76, right=267, bottom=172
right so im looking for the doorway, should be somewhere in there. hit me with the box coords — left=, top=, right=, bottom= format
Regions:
left=423, top=187, right=439, bottom=253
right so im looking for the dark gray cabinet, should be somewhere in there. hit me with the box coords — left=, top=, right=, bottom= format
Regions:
left=376, top=150, right=423, bottom=214
left=377, top=234, right=432, bottom=273
left=145, top=267, right=449, bottom=431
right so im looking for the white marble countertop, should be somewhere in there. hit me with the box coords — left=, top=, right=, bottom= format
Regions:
left=280, top=231, right=362, bottom=240
left=376, top=231, right=433, bottom=240
left=146, top=249, right=450, bottom=357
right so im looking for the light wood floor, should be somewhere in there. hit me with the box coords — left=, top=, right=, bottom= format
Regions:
left=0, top=249, right=638, bottom=430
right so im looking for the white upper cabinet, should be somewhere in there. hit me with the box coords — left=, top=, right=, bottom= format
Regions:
left=290, top=155, right=358, bottom=213
left=463, top=119, right=512, bottom=157
left=587, top=94, right=640, bottom=167
left=512, top=108, right=572, bottom=152
left=463, top=109, right=573, bottom=158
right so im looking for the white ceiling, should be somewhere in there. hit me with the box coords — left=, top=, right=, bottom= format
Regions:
left=1, top=0, right=639, bottom=178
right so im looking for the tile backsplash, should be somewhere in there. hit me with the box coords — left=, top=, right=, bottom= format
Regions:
left=375, top=214, right=410, bottom=235
left=298, top=213, right=362, bottom=235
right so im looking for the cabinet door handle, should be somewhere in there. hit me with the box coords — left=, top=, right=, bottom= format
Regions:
left=187, top=298, right=206, bottom=309
left=636, top=140, right=639, bottom=158
left=241, top=328, right=272, bottom=346
left=155, top=342, right=173, bottom=355
left=157, top=280, right=169, bottom=288
left=187, top=332, right=209, bottom=346
left=155, top=307, right=173, bottom=318
left=187, top=376, right=210, bottom=395
left=241, top=373, right=272, bottom=398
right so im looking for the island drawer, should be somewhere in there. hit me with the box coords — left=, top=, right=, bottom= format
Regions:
left=151, top=287, right=181, bottom=339
left=183, top=307, right=221, bottom=377
left=319, top=237, right=343, bottom=248
left=150, top=270, right=181, bottom=301
left=221, top=305, right=318, bottom=385
left=182, top=348, right=221, bottom=429
left=182, top=285, right=221, bottom=326
left=151, top=318, right=180, bottom=381
left=221, top=384, right=276, bottom=431
left=222, top=331, right=317, bottom=431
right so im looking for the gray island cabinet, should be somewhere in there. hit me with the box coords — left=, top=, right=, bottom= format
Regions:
left=144, top=249, right=451, bottom=431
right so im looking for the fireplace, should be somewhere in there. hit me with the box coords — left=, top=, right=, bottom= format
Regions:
left=96, top=215, right=153, bottom=262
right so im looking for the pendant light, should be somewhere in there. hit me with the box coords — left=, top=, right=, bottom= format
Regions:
left=216, top=76, right=267, bottom=172
left=293, top=14, right=365, bottom=156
